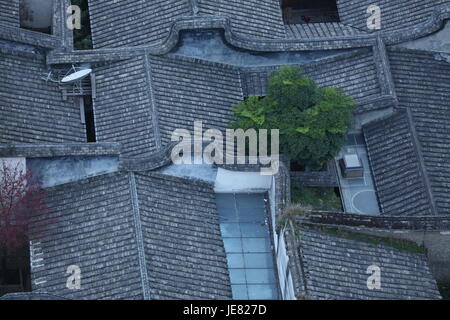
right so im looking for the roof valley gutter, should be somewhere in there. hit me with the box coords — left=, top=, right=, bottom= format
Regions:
left=128, top=172, right=152, bottom=299
left=144, top=52, right=162, bottom=150
left=59, top=0, right=66, bottom=48
left=375, top=35, right=398, bottom=100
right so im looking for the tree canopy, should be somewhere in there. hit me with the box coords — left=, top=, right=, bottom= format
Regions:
left=72, top=0, right=92, bottom=50
left=230, top=66, right=355, bottom=169
left=0, top=161, right=48, bottom=251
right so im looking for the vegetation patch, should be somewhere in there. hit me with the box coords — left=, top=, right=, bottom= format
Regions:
left=291, top=185, right=342, bottom=211
left=438, top=282, right=450, bottom=300
left=311, top=226, right=428, bottom=255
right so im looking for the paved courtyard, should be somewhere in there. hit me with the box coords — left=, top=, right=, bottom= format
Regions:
left=336, top=140, right=380, bottom=215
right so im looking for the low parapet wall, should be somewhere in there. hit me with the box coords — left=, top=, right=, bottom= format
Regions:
left=290, top=162, right=339, bottom=188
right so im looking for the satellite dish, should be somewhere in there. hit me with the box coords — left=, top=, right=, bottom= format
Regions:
left=61, top=68, right=92, bottom=83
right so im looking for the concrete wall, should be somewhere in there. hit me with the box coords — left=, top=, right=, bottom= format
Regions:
left=27, top=156, right=119, bottom=188
left=214, top=168, right=272, bottom=193
left=269, top=168, right=296, bottom=300
left=276, top=229, right=296, bottom=300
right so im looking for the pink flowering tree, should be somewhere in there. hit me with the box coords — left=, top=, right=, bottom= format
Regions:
left=0, top=160, right=48, bottom=289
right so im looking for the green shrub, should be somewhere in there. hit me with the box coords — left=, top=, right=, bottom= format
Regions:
left=291, top=185, right=342, bottom=211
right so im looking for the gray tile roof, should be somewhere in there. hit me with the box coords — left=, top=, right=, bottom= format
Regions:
left=87, top=0, right=192, bottom=49
left=0, top=0, right=19, bottom=27
left=149, top=55, right=243, bottom=146
left=364, top=110, right=433, bottom=216
left=92, top=54, right=243, bottom=156
left=2, top=2, right=449, bottom=300
left=30, top=171, right=231, bottom=300
left=285, top=22, right=367, bottom=39
left=91, top=49, right=385, bottom=158
left=364, top=48, right=450, bottom=216
left=92, top=50, right=383, bottom=158
left=301, top=50, right=381, bottom=103
left=294, top=228, right=441, bottom=300
left=0, top=50, right=86, bottom=144
left=87, top=0, right=287, bottom=49
left=337, top=0, right=449, bottom=32
left=94, top=56, right=160, bottom=157
left=32, top=172, right=144, bottom=299
left=135, top=172, right=231, bottom=299
left=197, top=0, right=286, bottom=39
left=389, top=48, right=450, bottom=215
left=241, top=49, right=381, bottom=107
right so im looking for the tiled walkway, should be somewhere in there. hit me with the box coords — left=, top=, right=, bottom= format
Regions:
left=216, top=193, right=279, bottom=300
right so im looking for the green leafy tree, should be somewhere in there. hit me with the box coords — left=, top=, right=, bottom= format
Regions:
left=72, top=0, right=92, bottom=50
left=231, top=66, right=355, bottom=169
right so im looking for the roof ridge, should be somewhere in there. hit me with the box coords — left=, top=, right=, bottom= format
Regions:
left=0, top=291, right=70, bottom=300
left=43, top=171, right=125, bottom=191
left=143, top=53, right=162, bottom=149
left=287, top=223, right=311, bottom=300
left=155, top=53, right=241, bottom=71
left=137, top=171, right=215, bottom=188
left=405, top=108, right=439, bottom=216
left=374, top=36, right=397, bottom=99
left=128, top=172, right=152, bottom=300
left=0, top=42, right=44, bottom=58
left=239, top=48, right=371, bottom=74
left=0, top=24, right=59, bottom=48
left=361, top=108, right=405, bottom=129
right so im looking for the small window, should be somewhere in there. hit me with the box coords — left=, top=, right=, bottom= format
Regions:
left=281, top=0, right=340, bottom=24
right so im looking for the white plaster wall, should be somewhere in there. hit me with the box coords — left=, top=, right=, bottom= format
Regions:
left=269, top=175, right=296, bottom=300
left=0, top=157, right=26, bottom=180
left=269, top=175, right=277, bottom=250
left=214, top=168, right=272, bottom=193
left=277, top=230, right=296, bottom=300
